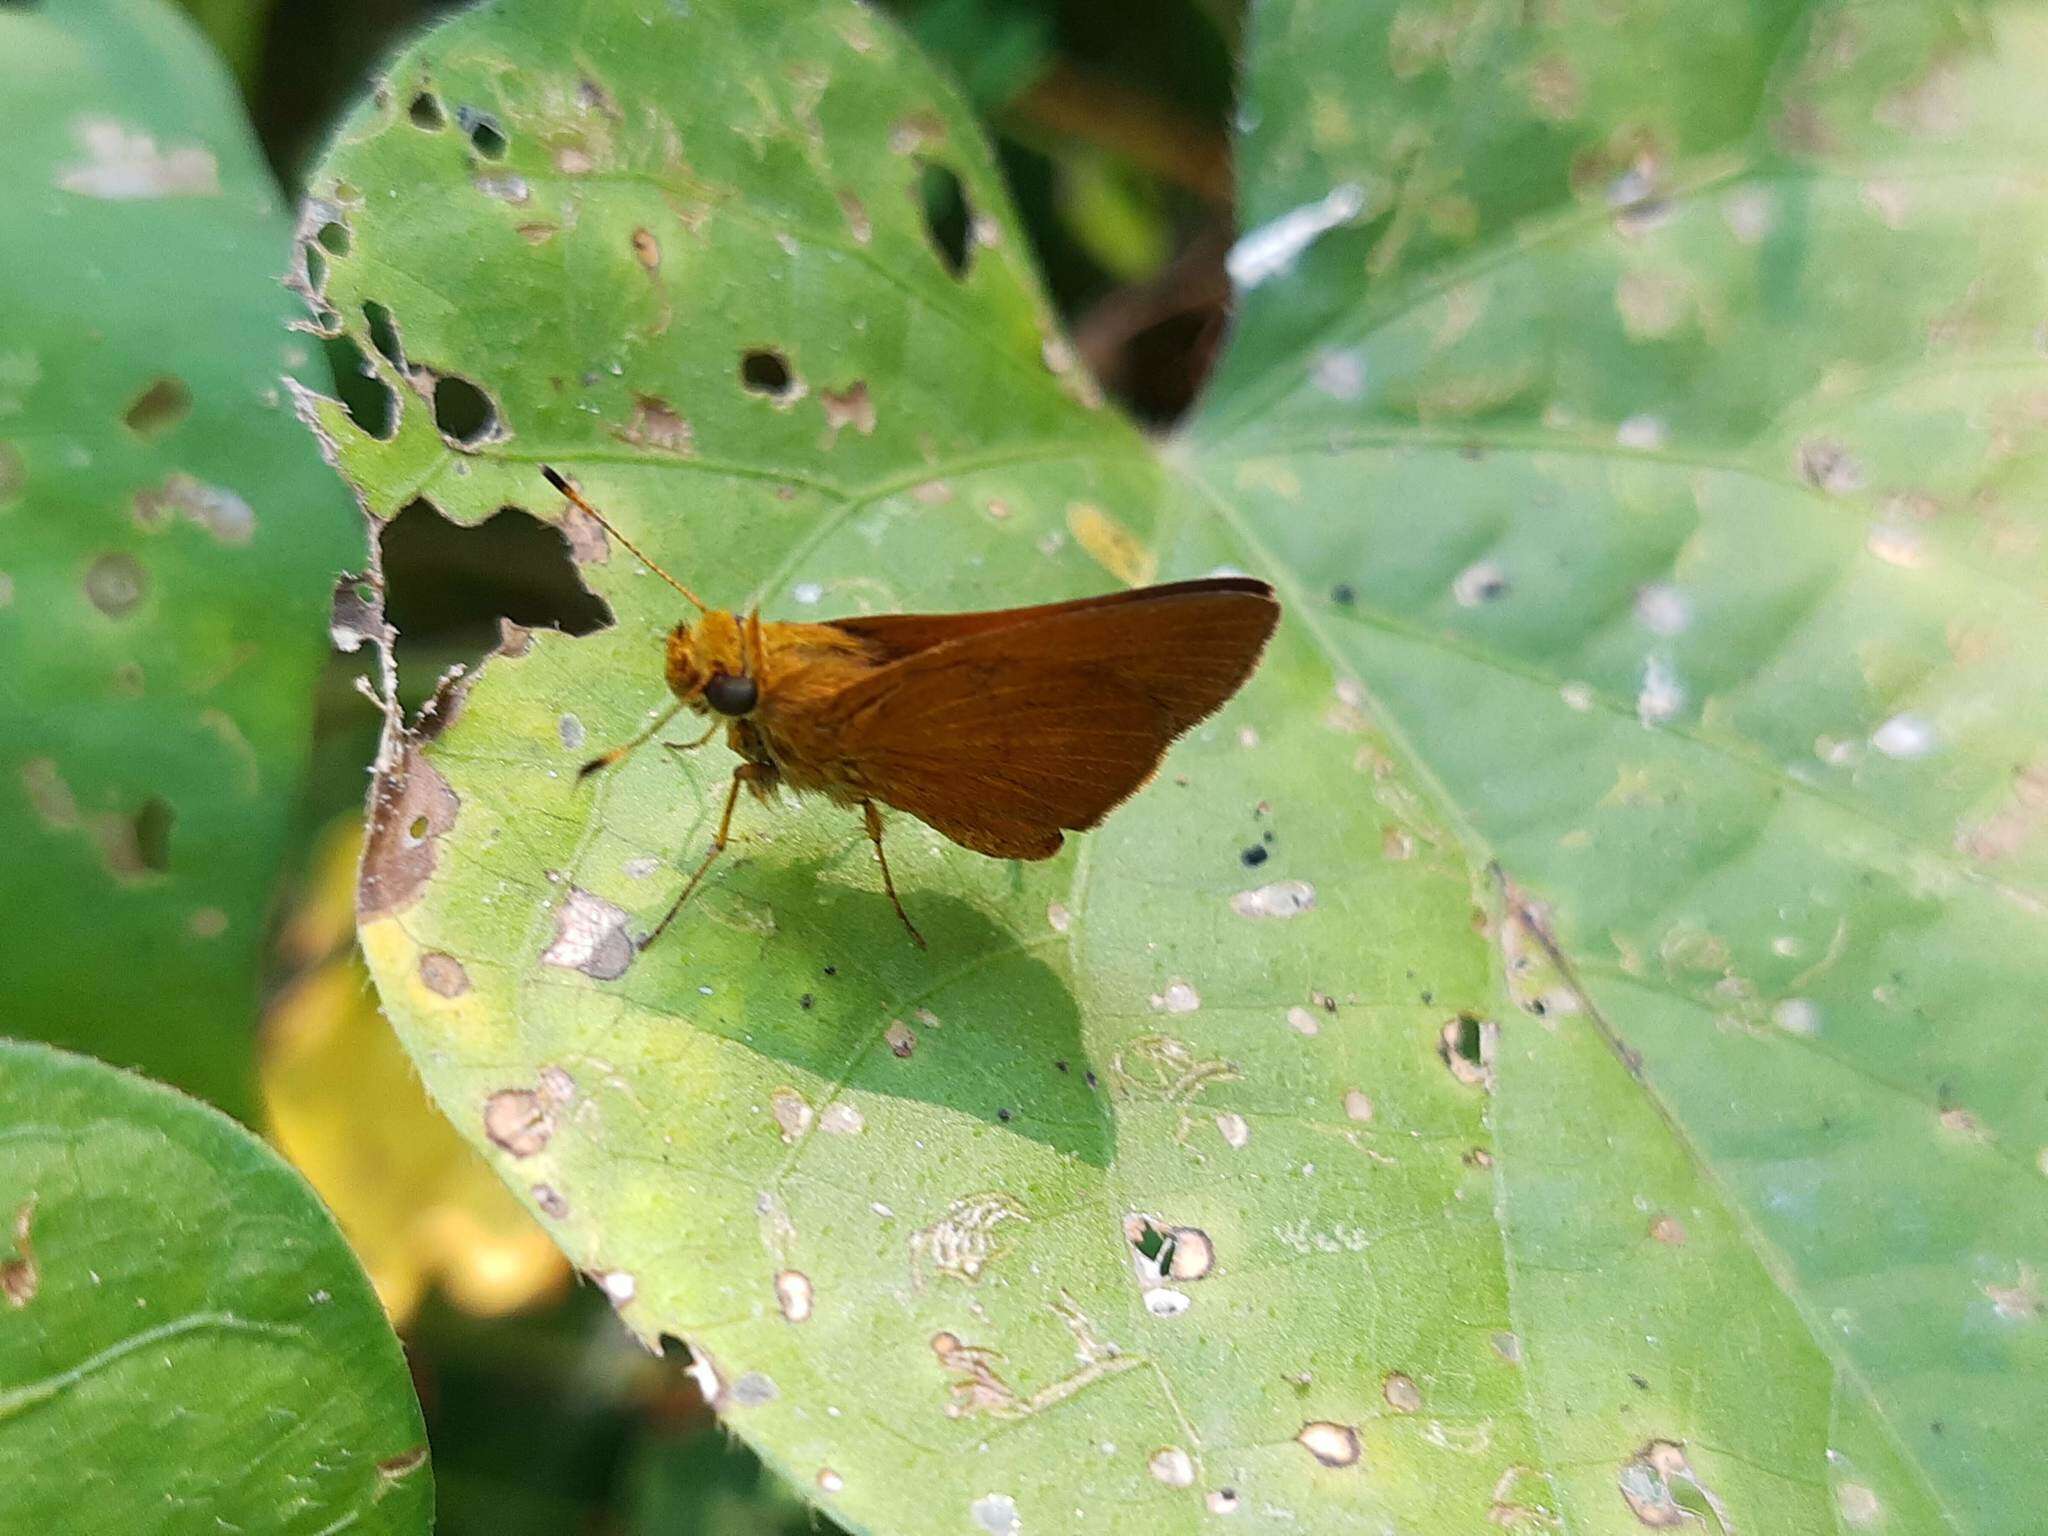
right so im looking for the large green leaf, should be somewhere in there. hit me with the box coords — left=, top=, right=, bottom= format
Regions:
left=0, top=1039, right=430, bottom=1530
left=0, top=0, right=356, bottom=1115
left=317, top=1, right=2044, bottom=1531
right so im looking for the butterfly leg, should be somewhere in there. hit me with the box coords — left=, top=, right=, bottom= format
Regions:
left=641, top=763, right=767, bottom=950
left=662, top=719, right=720, bottom=755
left=862, top=799, right=927, bottom=949
left=579, top=699, right=685, bottom=780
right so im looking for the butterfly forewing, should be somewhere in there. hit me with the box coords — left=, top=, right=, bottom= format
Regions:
left=791, top=578, right=1279, bottom=859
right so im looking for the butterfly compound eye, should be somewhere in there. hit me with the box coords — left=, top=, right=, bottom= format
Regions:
left=703, top=672, right=759, bottom=717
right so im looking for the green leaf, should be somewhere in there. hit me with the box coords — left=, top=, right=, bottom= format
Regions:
left=0, top=0, right=356, bottom=1115
left=0, top=1039, right=430, bottom=1531
left=319, top=1, right=2044, bottom=1532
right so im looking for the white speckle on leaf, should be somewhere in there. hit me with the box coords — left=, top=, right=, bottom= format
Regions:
left=1344, top=1089, right=1373, bottom=1122
left=1046, top=901, right=1072, bottom=933
left=1226, top=183, right=1366, bottom=289
left=1383, top=1372, right=1422, bottom=1412
left=1837, top=1483, right=1882, bottom=1527
left=541, top=889, right=634, bottom=979
left=1560, top=681, right=1594, bottom=712
left=1773, top=998, right=1822, bottom=1037
left=775, top=1270, right=814, bottom=1322
left=683, top=1349, right=721, bottom=1404
left=792, top=581, right=824, bottom=604
left=1866, top=524, right=1926, bottom=568
left=58, top=117, right=220, bottom=199
left=1633, top=583, right=1690, bottom=636
left=1452, top=560, right=1509, bottom=607
left=1616, top=414, right=1668, bottom=451
left=1286, top=1006, right=1320, bottom=1037
left=1151, top=980, right=1201, bottom=1014
left=1297, top=1421, right=1362, bottom=1468
left=1636, top=655, right=1684, bottom=726
left=730, top=1371, right=778, bottom=1407
left=1723, top=186, right=1775, bottom=244
left=770, top=1088, right=812, bottom=1142
left=1216, top=1113, right=1250, bottom=1148
left=1872, top=713, right=1937, bottom=759
left=885, top=1020, right=917, bottom=1057
left=474, top=173, right=531, bottom=202
left=1238, top=726, right=1260, bottom=748
left=820, top=1103, right=865, bottom=1135
left=1798, top=437, right=1866, bottom=495
left=1144, top=1287, right=1192, bottom=1318
left=1309, top=348, right=1367, bottom=400
left=558, top=713, right=585, bottom=751
left=818, top=1469, right=844, bottom=1494
left=1231, top=881, right=1316, bottom=919
left=971, top=1493, right=1020, bottom=1536
left=1148, top=1446, right=1196, bottom=1486
left=597, top=1270, right=636, bottom=1306
left=134, top=474, right=255, bottom=545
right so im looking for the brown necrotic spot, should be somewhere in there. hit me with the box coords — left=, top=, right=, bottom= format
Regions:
left=631, top=227, right=659, bottom=270
left=122, top=376, right=191, bottom=440
left=533, top=1183, right=569, bottom=1218
left=484, top=1089, right=552, bottom=1156
left=615, top=395, right=692, bottom=454
left=2, top=1201, right=38, bottom=1309
left=84, top=552, right=146, bottom=617
left=377, top=1446, right=428, bottom=1482
left=358, top=745, right=459, bottom=919
left=418, top=951, right=469, bottom=996
left=541, top=888, right=634, bottom=979
left=820, top=380, right=875, bottom=441
left=1383, top=1371, right=1422, bottom=1412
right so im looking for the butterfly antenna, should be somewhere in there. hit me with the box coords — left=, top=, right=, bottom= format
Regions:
left=541, top=466, right=707, bottom=613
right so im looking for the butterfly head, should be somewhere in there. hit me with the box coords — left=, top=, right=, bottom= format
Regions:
left=664, top=610, right=757, bottom=717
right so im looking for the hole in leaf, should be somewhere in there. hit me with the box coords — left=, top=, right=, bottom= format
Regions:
left=132, top=796, right=173, bottom=873
left=432, top=374, right=499, bottom=447
left=1130, top=1219, right=1175, bottom=1270
left=458, top=107, right=508, bottom=159
left=321, top=333, right=397, bottom=440
left=740, top=348, right=800, bottom=402
left=916, top=159, right=972, bottom=278
left=379, top=499, right=611, bottom=681
left=302, top=240, right=327, bottom=293
left=409, top=92, right=445, bottom=130
left=316, top=220, right=350, bottom=256
left=364, top=301, right=405, bottom=371
left=122, top=377, right=191, bottom=440
left=1446, top=1013, right=1484, bottom=1067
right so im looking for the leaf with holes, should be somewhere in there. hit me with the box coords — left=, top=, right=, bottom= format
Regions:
left=315, top=1, right=2045, bottom=1532
left=0, top=0, right=357, bottom=1115
left=0, top=1039, right=430, bottom=1530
